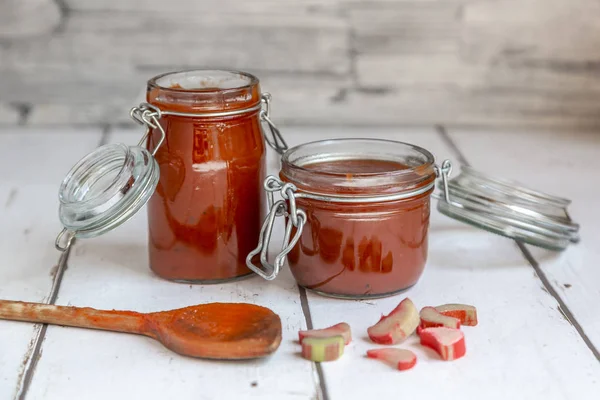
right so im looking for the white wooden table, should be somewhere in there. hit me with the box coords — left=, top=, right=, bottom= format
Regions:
left=1, top=126, right=598, bottom=400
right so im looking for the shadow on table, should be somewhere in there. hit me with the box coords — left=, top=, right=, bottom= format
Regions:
left=69, top=241, right=302, bottom=295
left=428, top=225, right=538, bottom=270
left=69, top=240, right=150, bottom=276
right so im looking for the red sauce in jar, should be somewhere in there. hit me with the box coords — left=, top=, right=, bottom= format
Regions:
left=284, top=158, right=434, bottom=298
left=145, top=70, right=266, bottom=282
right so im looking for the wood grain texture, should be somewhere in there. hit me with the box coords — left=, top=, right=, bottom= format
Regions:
left=449, top=129, right=600, bottom=354
left=0, top=127, right=599, bottom=399
left=1, top=0, right=600, bottom=127
left=0, top=129, right=101, bottom=399
left=24, top=129, right=317, bottom=400
left=62, top=0, right=341, bottom=13
left=0, top=105, right=20, bottom=125
left=0, top=0, right=61, bottom=38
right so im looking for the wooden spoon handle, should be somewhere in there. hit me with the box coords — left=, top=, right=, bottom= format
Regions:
left=0, top=300, right=147, bottom=335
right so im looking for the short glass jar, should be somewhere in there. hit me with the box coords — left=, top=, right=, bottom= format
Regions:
left=246, top=138, right=580, bottom=299
left=248, top=139, right=436, bottom=298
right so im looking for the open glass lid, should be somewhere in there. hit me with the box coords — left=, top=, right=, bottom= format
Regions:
left=435, top=161, right=580, bottom=251
left=54, top=104, right=163, bottom=251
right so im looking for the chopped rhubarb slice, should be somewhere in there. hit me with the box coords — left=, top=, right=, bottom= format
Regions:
left=419, top=306, right=461, bottom=329
left=299, top=323, right=352, bottom=345
left=367, top=348, right=417, bottom=371
left=367, top=298, right=420, bottom=345
left=419, top=327, right=466, bottom=361
left=435, top=304, right=478, bottom=326
left=301, top=336, right=345, bottom=362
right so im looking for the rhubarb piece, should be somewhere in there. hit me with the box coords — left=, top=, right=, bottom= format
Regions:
left=367, top=348, right=417, bottom=371
left=367, top=298, right=420, bottom=345
left=299, top=323, right=352, bottom=345
left=419, top=306, right=461, bottom=329
left=435, top=304, right=478, bottom=326
left=419, top=327, right=466, bottom=361
left=301, top=336, right=345, bottom=362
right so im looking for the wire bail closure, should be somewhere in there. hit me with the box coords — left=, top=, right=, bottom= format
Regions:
left=260, top=93, right=288, bottom=155
left=130, top=103, right=166, bottom=156
left=246, top=176, right=306, bottom=280
left=55, top=228, right=76, bottom=252
left=432, top=159, right=454, bottom=204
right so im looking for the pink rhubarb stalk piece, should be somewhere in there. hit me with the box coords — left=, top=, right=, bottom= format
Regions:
left=367, top=348, right=417, bottom=371
left=419, top=306, right=461, bottom=329
left=435, top=304, right=478, bottom=326
left=419, top=327, right=466, bottom=361
left=299, top=322, right=352, bottom=345
left=301, top=336, right=345, bottom=362
left=367, top=298, right=420, bottom=345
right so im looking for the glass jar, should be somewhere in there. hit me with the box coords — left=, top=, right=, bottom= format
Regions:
left=55, top=69, right=287, bottom=283
left=248, top=139, right=436, bottom=298
left=251, top=139, right=435, bottom=298
left=246, top=138, right=580, bottom=299
left=146, top=70, right=266, bottom=282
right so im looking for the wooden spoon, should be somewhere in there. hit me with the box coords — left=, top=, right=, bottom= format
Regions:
left=0, top=300, right=282, bottom=360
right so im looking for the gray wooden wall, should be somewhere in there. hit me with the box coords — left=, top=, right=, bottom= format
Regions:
left=1, top=0, right=600, bottom=128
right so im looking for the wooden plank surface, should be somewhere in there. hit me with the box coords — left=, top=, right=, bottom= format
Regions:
left=2, top=0, right=600, bottom=128
left=24, top=129, right=317, bottom=400
left=349, top=1, right=462, bottom=55
left=0, top=127, right=598, bottom=399
left=449, top=129, right=600, bottom=354
left=290, top=128, right=600, bottom=400
left=0, top=105, right=20, bottom=125
left=62, top=0, right=341, bottom=13
left=0, top=129, right=101, bottom=399
left=0, top=0, right=61, bottom=38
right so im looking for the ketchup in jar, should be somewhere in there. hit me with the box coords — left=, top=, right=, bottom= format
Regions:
left=145, top=70, right=282, bottom=283
left=247, top=139, right=436, bottom=299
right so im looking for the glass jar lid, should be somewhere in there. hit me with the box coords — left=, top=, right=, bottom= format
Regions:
left=58, top=143, right=160, bottom=240
left=436, top=164, right=580, bottom=251
left=54, top=102, right=166, bottom=251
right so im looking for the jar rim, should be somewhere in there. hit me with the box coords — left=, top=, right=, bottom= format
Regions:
left=147, top=69, right=259, bottom=93
left=59, top=143, right=130, bottom=205
left=281, top=138, right=436, bottom=196
left=58, top=143, right=160, bottom=238
left=283, top=138, right=435, bottom=176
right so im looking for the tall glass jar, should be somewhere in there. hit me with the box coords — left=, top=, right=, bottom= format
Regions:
left=145, top=70, right=269, bottom=283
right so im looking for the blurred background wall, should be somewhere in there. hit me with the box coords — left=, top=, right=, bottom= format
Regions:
left=1, top=0, right=599, bottom=129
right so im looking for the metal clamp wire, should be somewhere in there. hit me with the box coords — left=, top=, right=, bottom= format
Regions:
left=246, top=181, right=306, bottom=280
left=280, top=183, right=299, bottom=226
left=55, top=228, right=76, bottom=252
left=432, top=159, right=455, bottom=205
left=260, top=93, right=288, bottom=155
left=130, top=103, right=166, bottom=156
